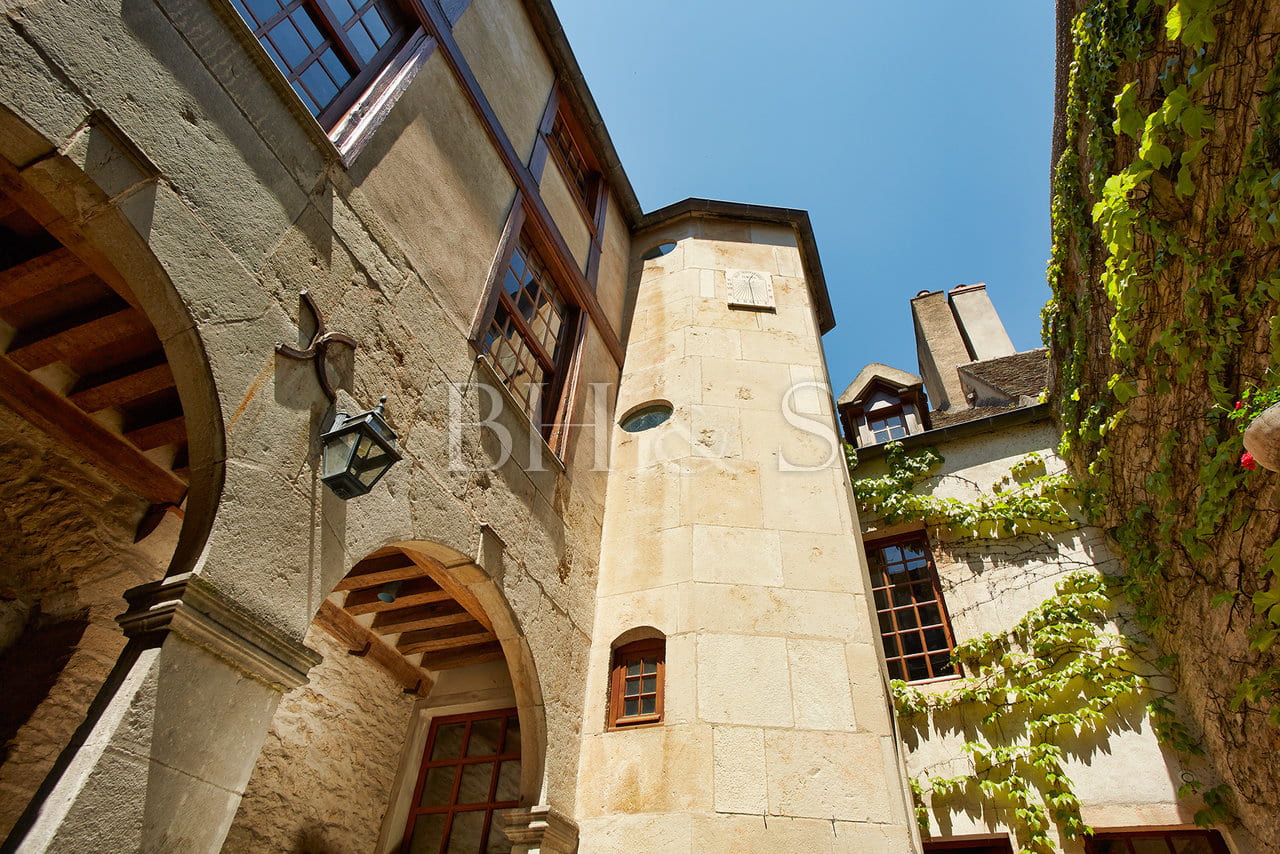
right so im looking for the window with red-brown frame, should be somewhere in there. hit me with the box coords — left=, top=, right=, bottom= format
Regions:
left=608, top=638, right=664, bottom=729
left=865, top=533, right=959, bottom=682
left=228, top=0, right=413, bottom=127
left=544, top=106, right=603, bottom=227
left=401, top=708, right=521, bottom=854
left=1084, top=829, right=1230, bottom=854
left=476, top=228, right=581, bottom=437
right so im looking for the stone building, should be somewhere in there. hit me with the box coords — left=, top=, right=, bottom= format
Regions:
left=842, top=286, right=1250, bottom=853
left=0, top=0, right=1260, bottom=853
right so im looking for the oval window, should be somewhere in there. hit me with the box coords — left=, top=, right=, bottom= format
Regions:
left=620, top=402, right=673, bottom=433
left=640, top=241, right=677, bottom=261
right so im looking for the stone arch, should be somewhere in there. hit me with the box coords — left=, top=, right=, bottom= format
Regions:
left=0, top=102, right=226, bottom=573
left=0, top=103, right=225, bottom=840
left=223, top=538, right=548, bottom=854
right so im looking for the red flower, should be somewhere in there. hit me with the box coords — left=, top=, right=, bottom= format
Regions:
left=1236, top=400, right=1244, bottom=410
left=1241, top=452, right=1258, bottom=470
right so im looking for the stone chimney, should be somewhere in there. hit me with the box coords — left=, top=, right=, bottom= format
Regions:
left=911, top=289, right=970, bottom=411
left=948, top=283, right=1015, bottom=361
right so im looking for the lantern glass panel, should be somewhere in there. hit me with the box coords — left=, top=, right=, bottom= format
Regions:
left=323, top=429, right=358, bottom=479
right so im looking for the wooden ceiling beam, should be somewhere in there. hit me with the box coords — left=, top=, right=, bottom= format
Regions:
left=315, top=600, right=432, bottom=696
left=70, top=362, right=174, bottom=412
left=7, top=306, right=151, bottom=370
left=403, top=550, right=495, bottom=633
left=397, top=621, right=495, bottom=656
left=344, top=577, right=451, bottom=615
left=371, top=600, right=471, bottom=635
left=0, top=247, right=88, bottom=310
left=418, top=641, right=505, bottom=672
left=125, top=415, right=186, bottom=451
left=0, top=352, right=187, bottom=505
left=333, top=552, right=424, bottom=592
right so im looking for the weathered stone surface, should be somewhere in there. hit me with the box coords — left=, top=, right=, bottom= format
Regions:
left=222, top=627, right=417, bottom=854
left=0, top=405, right=176, bottom=840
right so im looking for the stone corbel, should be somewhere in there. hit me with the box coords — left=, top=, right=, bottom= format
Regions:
left=117, top=572, right=321, bottom=690
left=497, top=805, right=578, bottom=854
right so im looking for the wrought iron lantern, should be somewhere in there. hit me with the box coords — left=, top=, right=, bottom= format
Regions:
left=320, top=396, right=402, bottom=499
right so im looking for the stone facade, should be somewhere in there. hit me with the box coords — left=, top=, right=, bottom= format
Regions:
left=0, top=1, right=1266, bottom=853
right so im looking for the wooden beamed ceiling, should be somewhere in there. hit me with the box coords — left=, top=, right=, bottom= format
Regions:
left=0, top=185, right=189, bottom=507
left=316, top=547, right=506, bottom=696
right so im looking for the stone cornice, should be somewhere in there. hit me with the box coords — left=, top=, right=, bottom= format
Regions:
left=497, top=805, right=578, bottom=853
left=117, top=573, right=320, bottom=690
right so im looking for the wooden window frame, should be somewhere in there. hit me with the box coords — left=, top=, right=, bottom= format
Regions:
left=230, top=0, right=416, bottom=129
left=866, top=403, right=910, bottom=444
left=531, top=86, right=609, bottom=283
left=865, top=532, right=961, bottom=683
left=608, top=638, right=665, bottom=729
left=401, top=707, right=521, bottom=854
left=1083, top=829, right=1231, bottom=854
left=472, top=200, right=584, bottom=443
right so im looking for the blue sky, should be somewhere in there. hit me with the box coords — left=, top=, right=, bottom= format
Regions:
left=552, top=1, right=1057, bottom=397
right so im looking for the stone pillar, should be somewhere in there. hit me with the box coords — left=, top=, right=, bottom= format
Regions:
left=5, top=574, right=319, bottom=854
left=576, top=212, right=920, bottom=852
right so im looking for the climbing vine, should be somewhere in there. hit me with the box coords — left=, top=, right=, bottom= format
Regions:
left=848, top=443, right=1078, bottom=538
left=1047, top=0, right=1280, bottom=748
left=847, top=445, right=1227, bottom=850
left=891, top=571, right=1228, bottom=854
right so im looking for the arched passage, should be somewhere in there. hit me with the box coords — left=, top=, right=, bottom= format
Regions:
left=224, top=540, right=547, bottom=854
left=0, top=106, right=224, bottom=841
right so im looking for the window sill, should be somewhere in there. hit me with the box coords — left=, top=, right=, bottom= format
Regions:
left=208, top=0, right=434, bottom=172
left=472, top=352, right=566, bottom=475
left=903, top=673, right=965, bottom=693
left=330, top=30, right=437, bottom=166
left=606, top=718, right=663, bottom=732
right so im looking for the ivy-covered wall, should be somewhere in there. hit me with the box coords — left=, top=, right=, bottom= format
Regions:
left=851, top=420, right=1235, bottom=853
left=1047, top=0, right=1280, bottom=846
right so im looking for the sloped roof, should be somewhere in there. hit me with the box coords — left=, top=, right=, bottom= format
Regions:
left=837, top=363, right=924, bottom=406
left=929, top=403, right=1028, bottom=429
left=957, top=348, right=1048, bottom=401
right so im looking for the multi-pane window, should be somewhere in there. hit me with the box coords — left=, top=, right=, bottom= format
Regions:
left=547, top=111, right=601, bottom=218
left=868, top=407, right=909, bottom=443
left=866, top=534, right=958, bottom=682
left=609, top=639, right=664, bottom=728
left=402, top=709, right=521, bottom=854
left=480, top=235, right=574, bottom=430
left=1084, top=829, right=1230, bottom=854
left=229, top=0, right=410, bottom=125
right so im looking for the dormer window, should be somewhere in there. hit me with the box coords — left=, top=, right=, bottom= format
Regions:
left=867, top=405, right=909, bottom=444
left=836, top=367, right=930, bottom=448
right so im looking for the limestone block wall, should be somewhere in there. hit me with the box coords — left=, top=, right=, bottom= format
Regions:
left=577, top=214, right=919, bottom=853
left=0, top=405, right=180, bottom=840
left=857, top=421, right=1245, bottom=851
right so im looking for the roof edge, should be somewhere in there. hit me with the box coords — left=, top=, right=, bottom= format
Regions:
left=635, top=197, right=836, bottom=334
left=520, top=0, right=643, bottom=226
left=853, top=402, right=1053, bottom=463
